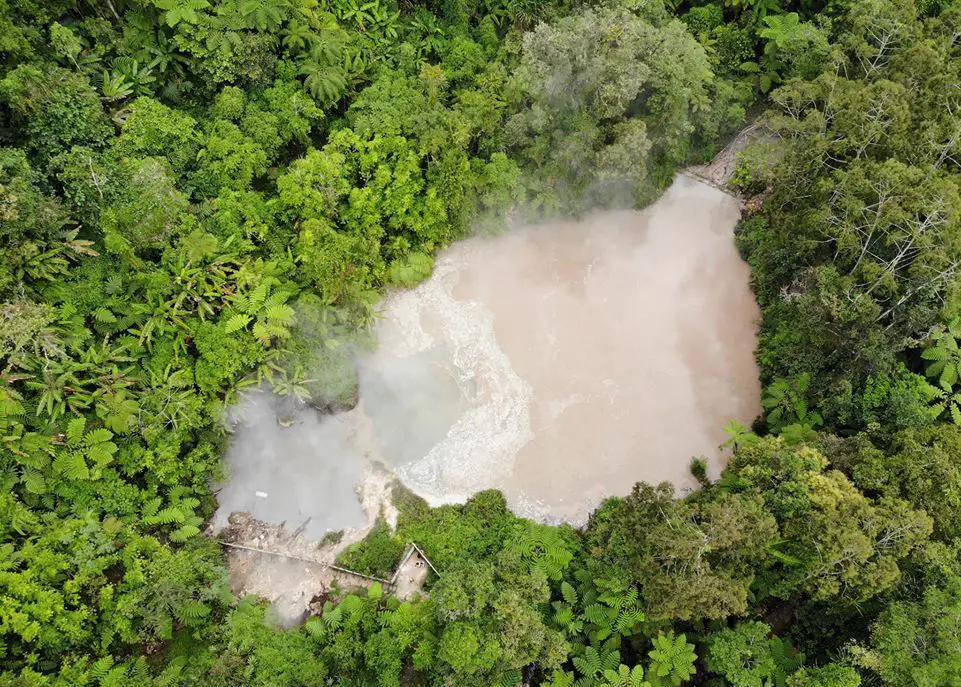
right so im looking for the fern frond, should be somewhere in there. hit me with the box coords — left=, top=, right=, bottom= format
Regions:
left=252, top=320, right=272, bottom=344
left=54, top=451, right=89, bottom=480
left=66, top=417, right=86, bottom=446
left=305, top=617, right=327, bottom=640
left=573, top=646, right=602, bottom=678
left=175, top=600, right=210, bottom=625
left=86, top=441, right=118, bottom=467
left=584, top=603, right=615, bottom=626
left=169, top=524, right=201, bottom=542
left=225, top=313, right=252, bottom=333
left=93, top=307, right=118, bottom=324
left=266, top=304, right=295, bottom=325
left=85, top=427, right=114, bottom=446
left=264, top=291, right=289, bottom=308
left=145, top=507, right=186, bottom=526
left=615, top=608, right=644, bottom=634
left=21, top=469, right=46, bottom=495
left=324, top=604, right=344, bottom=630
left=922, top=346, right=949, bottom=360
left=91, top=655, right=115, bottom=681
left=142, top=497, right=162, bottom=518
left=248, top=283, right=270, bottom=309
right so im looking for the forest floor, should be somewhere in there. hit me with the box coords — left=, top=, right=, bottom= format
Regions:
left=213, top=464, right=399, bottom=624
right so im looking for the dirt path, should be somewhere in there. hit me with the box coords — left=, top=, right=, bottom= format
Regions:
left=686, top=124, right=763, bottom=190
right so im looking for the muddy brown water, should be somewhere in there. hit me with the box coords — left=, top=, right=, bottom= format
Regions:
left=360, top=174, right=761, bottom=523
left=211, top=170, right=759, bottom=619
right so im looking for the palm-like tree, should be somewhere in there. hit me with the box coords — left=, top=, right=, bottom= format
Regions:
left=408, top=9, right=446, bottom=57
left=761, top=373, right=822, bottom=432
left=299, top=60, right=347, bottom=105
left=720, top=419, right=758, bottom=452
left=600, top=664, right=650, bottom=687
left=283, top=18, right=313, bottom=54
left=110, top=57, right=157, bottom=96
left=333, top=0, right=377, bottom=31
left=648, top=632, right=697, bottom=686
left=237, top=0, right=289, bottom=32
left=307, top=29, right=345, bottom=65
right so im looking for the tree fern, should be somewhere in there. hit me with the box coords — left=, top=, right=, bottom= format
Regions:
left=546, top=671, right=575, bottom=687
left=237, top=0, right=287, bottom=31
left=923, top=319, right=961, bottom=389
left=601, top=664, right=651, bottom=687
left=299, top=61, right=347, bottom=105
left=721, top=419, right=759, bottom=451
left=152, top=0, right=211, bottom=27
left=85, top=427, right=113, bottom=446
left=129, top=659, right=151, bottom=683
left=584, top=603, right=615, bottom=626
left=8, top=497, right=40, bottom=535
left=144, top=506, right=185, bottom=526
left=20, top=468, right=46, bottom=495
left=305, top=616, right=328, bottom=640
left=574, top=646, right=621, bottom=679
left=615, top=608, right=645, bottom=635
left=247, top=282, right=271, bottom=311
left=265, top=303, right=295, bottom=325
left=574, top=646, right=604, bottom=679
left=252, top=320, right=273, bottom=344
left=936, top=386, right=961, bottom=424
left=648, top=632, right=697, bottom=687
left=98, top=665, right=130, bottom=687
left=93, top=307, right=117, bottom=324
left=495, top=669, right=523, bottom=687
left=507, top=521, right=574, bottom=581
left=323, top=602, right=344, bottom=630
left=142, top=497, right=162, bottom=519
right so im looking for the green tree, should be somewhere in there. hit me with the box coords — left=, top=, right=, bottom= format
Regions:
left=853, top=573, right=961, bottom=686
left=725, top=437, right=934, bottom=602
left=707, top=621, right=802, bottom=687
left=0, top=65, right=111, bottom=160
left=586, top=483, right=778, bottom=621
left=507, top=5, right=718, bottom=210
left=852, top=425, right=961, bottom=540
left=762, top=373, right=823, bottom=433
left=788, top=664, right=861, bottom=687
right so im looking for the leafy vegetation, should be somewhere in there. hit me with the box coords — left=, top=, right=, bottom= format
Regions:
left=1, top=0, right=960, bottom=685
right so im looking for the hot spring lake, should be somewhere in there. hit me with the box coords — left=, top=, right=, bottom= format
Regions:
left=214, top=174, right=761, bottom=535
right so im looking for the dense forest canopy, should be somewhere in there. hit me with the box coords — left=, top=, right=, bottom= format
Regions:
left=1, top=0, right=960, bottom=685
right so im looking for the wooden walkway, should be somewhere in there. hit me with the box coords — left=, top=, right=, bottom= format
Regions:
left=219, top=539, right=439, bottom=591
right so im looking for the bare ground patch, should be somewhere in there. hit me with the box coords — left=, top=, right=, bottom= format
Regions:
left=212, top=464, right=399, bottom=624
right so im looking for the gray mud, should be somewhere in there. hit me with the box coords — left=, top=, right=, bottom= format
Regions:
left=212, top=392, right=366, bottom=540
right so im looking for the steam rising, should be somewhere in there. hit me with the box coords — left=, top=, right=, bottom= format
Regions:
left=213, top=392, right=365, bottom=539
